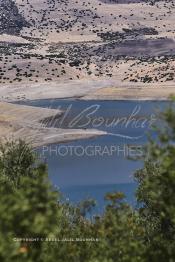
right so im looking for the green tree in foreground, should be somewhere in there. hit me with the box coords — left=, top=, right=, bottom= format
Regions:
left=135, top=103, right=175, bottom=261
left=0, top=100, right=175, bottom=261
left=0, top=140, right=62, bottom=261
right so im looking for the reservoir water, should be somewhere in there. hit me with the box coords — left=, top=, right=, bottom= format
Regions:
left=18, top=99, right=169, bottom=213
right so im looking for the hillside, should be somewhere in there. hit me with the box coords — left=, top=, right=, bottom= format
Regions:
left=0, top=0, right=175, bottom=99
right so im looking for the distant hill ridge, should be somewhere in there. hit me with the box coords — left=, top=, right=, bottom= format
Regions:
left=0, top=0, right=29, bottom=35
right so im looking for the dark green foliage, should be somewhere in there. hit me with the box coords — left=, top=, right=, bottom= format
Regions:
left=134, top=101, right=175, bottom=261
left=0, top=140, right=60, bottom=261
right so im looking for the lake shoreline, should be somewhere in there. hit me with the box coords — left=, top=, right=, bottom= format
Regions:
left=0, top=81, right=173, bottom=147
left=0, top=101, right=106, bottom=148
left=1, top=80, right=175, bottom=102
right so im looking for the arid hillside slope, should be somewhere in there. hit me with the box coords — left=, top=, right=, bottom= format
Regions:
left=0, top=0, right=175, bottom=100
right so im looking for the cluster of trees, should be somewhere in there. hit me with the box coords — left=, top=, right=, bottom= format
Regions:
left=0, top=102, right=175, bottom=261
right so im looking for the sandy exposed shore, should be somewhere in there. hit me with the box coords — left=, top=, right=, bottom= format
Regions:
left=1, top=80, right=175, bottom=102
left=0, top=101, right=106, bottom=147
left=0, top=80, right=115, bottom=101
left=83, top=85, right=175, bottom=100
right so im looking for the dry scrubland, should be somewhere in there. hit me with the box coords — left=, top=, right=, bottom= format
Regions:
left=0, top=0, right=174, bottom=100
